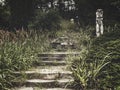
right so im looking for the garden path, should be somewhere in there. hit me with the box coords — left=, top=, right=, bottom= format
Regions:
left=12, top=36, right=79, bottom=90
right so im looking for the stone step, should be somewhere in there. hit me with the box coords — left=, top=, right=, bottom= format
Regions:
left=12, top=78, right=74, bottom=88
left=38, top=52, right=80, bottom=57
left=11, top=51, right=78, bottom=89
left=41, top=88, right=74, bottom=90
left=40, top=57, right=64, bottom=61
left=51, top=43, right=75, bottom=49
left=12, top=87, right=74, bottom=90
left=13, top=66, right=72, bottom=80
left=36, top=60, right=67, bottom=66
left=14, top=71, right=72, bottom=80
left=52, top=49, right=77, bottom=52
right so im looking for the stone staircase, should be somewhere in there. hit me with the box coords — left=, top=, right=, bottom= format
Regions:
left=12, top=37, right=79, bottom=90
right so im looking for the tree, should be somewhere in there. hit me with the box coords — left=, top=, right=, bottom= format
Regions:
left=73, top=0, right=120, bottom=25
left=6, top=0, right=35, bottom=29
left=0, top=0, right=10, bottom=29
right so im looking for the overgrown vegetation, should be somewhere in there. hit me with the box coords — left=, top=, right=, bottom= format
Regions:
left=29, top=10, right=61, bottom=30
left=0, top=18, right=120, bottom=90
left=0, top=0, right=120, bottom=29
left=66, top=26, right=120, bottom=90
left=0, top=1, right=120, bottom=88
left=0, top=30, right=50, bottom=90
left=90, top=29, right=120, bottom=89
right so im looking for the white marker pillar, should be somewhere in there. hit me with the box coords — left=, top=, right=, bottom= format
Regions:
left=96, top=9, right=104, bottom=37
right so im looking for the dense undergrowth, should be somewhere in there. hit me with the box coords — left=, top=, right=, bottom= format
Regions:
left=0, top=19, right=120, bottom=90
left=91, top=29, right=120, bottom=89
left=0, top=30, right=50, bottom=90
left=0, top=20, right=92, bottom=89
left=67, top=26, right=120, bottom=90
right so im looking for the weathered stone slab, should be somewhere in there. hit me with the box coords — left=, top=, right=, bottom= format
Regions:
left=42, top=88, right=73, bottom=90
left=37, top=60, right=67, bottom=66
left=12, top=87, right=74, bottom=90
left=13, top=78, right=74, bottom=88
left=38, top=52, right=80, bottom=57
left=40, top=57, right=64, bottom=61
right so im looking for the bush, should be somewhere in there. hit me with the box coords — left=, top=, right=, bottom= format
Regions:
left=0, top=30, right=50, bottom=90
left=29, top=10, right=62, bottom=30
left=65, top=28, right=110, bottom=89
left=70, top=53, right=110, bottom=90
left=89, top=29, right=120, bottom=89
left=68, top=27, right=120, bottom=89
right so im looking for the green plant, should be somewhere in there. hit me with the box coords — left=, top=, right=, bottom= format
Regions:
left=65, top=27, right=120, bottom=90
left=0, top=29, right=50, bottom=90
left=89, top=29, right=120, bottom=89
left=116, top=86, right=120, bottom=90
left=68, top=52, right=110, bottom=90
left=29, top=9, right=61, bottom=30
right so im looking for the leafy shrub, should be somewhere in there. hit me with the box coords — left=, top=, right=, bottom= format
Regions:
left=68, top=27, right=120, bottom=89
left=29, top=10, right=61, bottom=30
left=70, top=53, right=110, bottom=90
left=65, top=29, right=110, bottom=89
left=89, top=29, right=120, bottom=89
left=0, top=30, right=50, bottom=90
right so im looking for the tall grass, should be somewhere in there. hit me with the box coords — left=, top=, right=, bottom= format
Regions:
left=0, top=29, right=50, bottom=90
left=68, top=53, right=110, bottom=90
left=64, top=27, right=112, bottom=89
left=0, top=20, right=118, bottom=90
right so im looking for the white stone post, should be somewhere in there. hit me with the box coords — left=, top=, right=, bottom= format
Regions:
left=70, top=18, right=74, bottom=24
left=96, top=9, right=104, bottom=37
